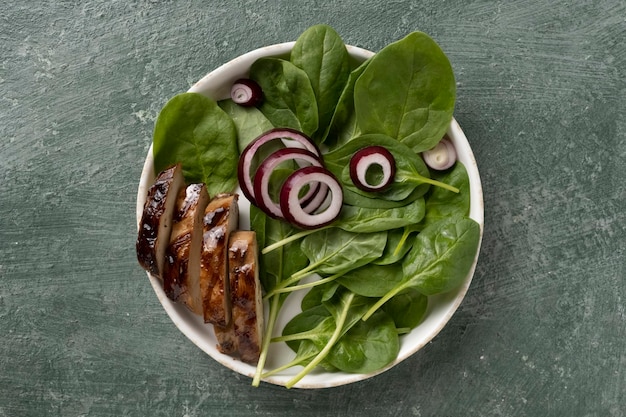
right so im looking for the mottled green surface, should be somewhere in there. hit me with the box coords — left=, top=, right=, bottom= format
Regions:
left=1, top=1, right=625, bottom=416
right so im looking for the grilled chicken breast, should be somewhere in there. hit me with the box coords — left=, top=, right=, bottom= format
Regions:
left=215, top=231, right=263, bottom=364
left=162, top=183, right=210, bottom=314
left=136, top=164, right=185, bottom=278
left=200, top=193, right=239, bottom=327
left=137, top=165, right=263, bottom=364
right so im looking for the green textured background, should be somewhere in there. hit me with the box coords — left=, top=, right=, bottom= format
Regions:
left=1, top=1, right=625, bottom=416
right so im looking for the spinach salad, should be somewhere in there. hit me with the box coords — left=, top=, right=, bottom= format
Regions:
left=152, top=24, right=481, bottom=388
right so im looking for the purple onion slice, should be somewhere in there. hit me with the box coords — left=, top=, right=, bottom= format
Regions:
left=349, top=145, right=396, bottom=192
left=253, top=148, right=324, bottom=219
left=421, top=138, right=457, bottom=170
left=280, top=166, right=343, bottom=229
left=237, top=128, right=321, bottom=205
left=230, top=78, right=263, bottom=107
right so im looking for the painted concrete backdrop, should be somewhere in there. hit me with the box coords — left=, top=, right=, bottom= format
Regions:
left=1, top=1, right=624, bottom=416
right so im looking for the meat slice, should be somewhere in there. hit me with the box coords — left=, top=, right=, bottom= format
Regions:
left=136, top=164, right=186, bottom=278
left=162, top=183, right=210, bottom=315
left=200, top=193, right=239, bottom=327
left=215, top=231, right=263, bottom=364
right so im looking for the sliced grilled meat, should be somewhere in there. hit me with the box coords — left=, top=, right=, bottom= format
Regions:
left=136, top=164, right=185, bottom=278
left=200, top=193, right=239, bottom=327
left=162, top=183, right=210, bottom=314
left=215, top=231, right=263, bottom=364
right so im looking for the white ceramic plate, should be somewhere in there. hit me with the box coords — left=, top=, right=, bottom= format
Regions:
left=136, top=42, right=484, bottom=389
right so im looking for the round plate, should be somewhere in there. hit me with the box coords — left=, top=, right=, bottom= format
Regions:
left=136, top=42, right=484, bottom=389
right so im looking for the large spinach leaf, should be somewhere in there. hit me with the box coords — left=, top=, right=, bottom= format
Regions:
left=373, top=228, right=416, bottom=266
left=297, top=228, right=387, bottom=279
left=422, top=161, right=471, bottom=227
left=400, top=216, right=480, bottom=295
left=290, top=24, right=350, bottom=143
left=153, top=92, right=238, bottom=195
left=337, top=198, right=425, bottom=233
left=382, top=288, right=428, bottom=330
left=266, top=229, right=387, bottom=297
left=277, top=290, right=372, bottom=388
left=250, top=58, right=318, bottom=136
left=322, top=58, right=370, bottom=147
left=363, top=216, right=480, bottom=320
left=218, top=98, right=274, bottom=153
left=354, top=32, right=456, bottom=153
left=326, top=309, right=399, bottom=374
left=260, top=198, right=424, bottom=255
left=337, top=263, right=403, bottom=297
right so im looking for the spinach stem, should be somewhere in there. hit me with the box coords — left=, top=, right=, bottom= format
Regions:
left=271, top=328, right=322, bottom=343
left=262, top=268, right=313, bottom=300
left=263, top=256, right=325, bottom=299
left=362, top=283, right=408, bottom=321
left=416, top=176, right=459, bottom=193
left=396, top=327, right=412, bottom=335
left=261, top=227, right=326, bottom=254
left=285, top=293, right=354, bottom=388
left=252, top=294, right=282, bottom=386
left=261, top=352, right=316, bottom=379
left=393, top=228, right=412, bottom=257
left=269, top=273, right=342, bottom=296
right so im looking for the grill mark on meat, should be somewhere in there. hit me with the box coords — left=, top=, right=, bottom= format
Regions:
left=200, top=194, right=238, bottom=327
left=136, top=164, right=184, bottom=277
left=215, top=231, right=262, bottom=364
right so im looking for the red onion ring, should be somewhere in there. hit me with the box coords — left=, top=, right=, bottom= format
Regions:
left=237, top=128, right=321, bottom=205
left=230, top=78, right=263, bottom=107
left=280, top=166, right=343, bottom=229
left=253, top=148, right=324, bottom=219
left=421, top=138, right=457, bottom=170
left=349, top=145, right=396, bottom=192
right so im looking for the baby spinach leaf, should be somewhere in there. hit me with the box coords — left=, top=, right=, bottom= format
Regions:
left=301, top=281, right=340, bottom=311
left=280, top=287, right=398, bottom=380
left=266, top=229, right=387, bottom=298
left=337, top=263, right=404, bottom=297
left=252, top=206, right=308, bottom=293
left=400, top=216, right=480, bottom=295
left=153, top=92, right=238, bottom=196
left=336, top=198, right=425, bottom=233
left=422, top=161, right=471, bottom=228
left=291, top=24, right=350, bottom=143
left=218, top=98, right=274, bottom=153
left=296, top=229, right=387, bottom=279
left=323, top=58, right=370, bottom=148
left=279, top=305, right=335, bottom=351
left=326, top=309, right=399, bottom=374
left=250, top=58, right=318, bottom=136
left=340, top=186, right=426, bottom=209
left=373, top=228, right=416, bottom=266
left=260, top=197, right=425, bottom=256
left=322, top=288, right=373, bottom=329
left=363, top=216, right=480, bottom=320
left=354, top=32, right=456, bottom=153
left=382, top=288, right=428, bottom=329
left=261, top=339, right=321, bottom=379
left=267, top=306, right=333, bottom=377
left=282, top=290, right=369, bottom=387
